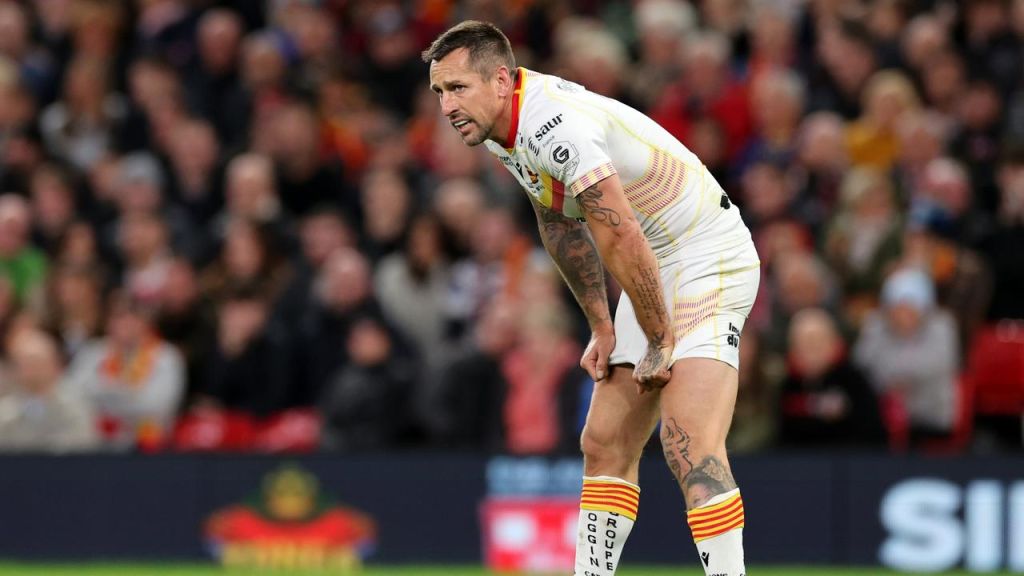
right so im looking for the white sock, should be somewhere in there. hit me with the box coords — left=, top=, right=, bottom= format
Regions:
left=574, top=476, right=639, bottom=576
left=687, top=488, right=746, bottom=576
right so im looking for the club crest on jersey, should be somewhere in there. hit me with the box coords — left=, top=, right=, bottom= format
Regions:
left=550, top=141, right=580, bottom=180
left=534, top=114, right=563, bottom=140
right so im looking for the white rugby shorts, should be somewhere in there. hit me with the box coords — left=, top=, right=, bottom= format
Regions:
left=607, top=243, right=760, bottom=370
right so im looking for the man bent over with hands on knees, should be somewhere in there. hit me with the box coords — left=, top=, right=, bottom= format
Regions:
left=425, top=21, right=759, bottom=576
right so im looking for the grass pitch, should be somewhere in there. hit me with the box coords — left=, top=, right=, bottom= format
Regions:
left=0, top=565, right=1015, bottom=575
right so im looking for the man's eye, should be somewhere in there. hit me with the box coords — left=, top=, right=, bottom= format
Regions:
left=453, top=85, right=465, bottom=93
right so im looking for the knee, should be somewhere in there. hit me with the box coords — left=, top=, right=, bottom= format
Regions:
left=580, top=425, right=636, bottom=476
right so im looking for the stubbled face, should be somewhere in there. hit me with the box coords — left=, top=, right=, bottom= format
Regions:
left=429, top=48, right=509, bottom=147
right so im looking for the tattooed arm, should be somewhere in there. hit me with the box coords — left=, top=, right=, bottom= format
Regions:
left=532, top=200, right=611, bottom=331
left=532, top=199, right=615, bottom=381
left=575, top=173, right=673, bottom=390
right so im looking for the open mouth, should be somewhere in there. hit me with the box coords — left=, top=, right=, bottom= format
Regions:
left=452, top=119, right=472, bottom=133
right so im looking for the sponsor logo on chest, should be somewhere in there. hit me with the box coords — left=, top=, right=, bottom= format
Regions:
left=534, top=114, right=563, bottom=140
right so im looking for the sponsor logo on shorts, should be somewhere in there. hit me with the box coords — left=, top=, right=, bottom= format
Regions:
left=726, top=322, right=740, bottom=348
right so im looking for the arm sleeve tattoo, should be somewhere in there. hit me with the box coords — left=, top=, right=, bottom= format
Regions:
left=532, top=201, right=611, bottom=329
left=577, top=184, right=670, bottom=346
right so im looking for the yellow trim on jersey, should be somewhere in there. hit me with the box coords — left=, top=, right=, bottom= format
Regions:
left=539, top=171, right=553, bottom=207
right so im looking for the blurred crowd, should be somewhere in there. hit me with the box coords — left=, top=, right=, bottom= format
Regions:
left=0, top=0, right=1021, bottom=455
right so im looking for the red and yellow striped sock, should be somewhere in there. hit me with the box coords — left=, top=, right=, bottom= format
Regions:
left=580, top=476, right=640, bottom=521
left=574, top=476, right=640, bottom=576
left=687, top=488, right=746, bottom=576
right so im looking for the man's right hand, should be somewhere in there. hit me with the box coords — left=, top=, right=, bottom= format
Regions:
left=581, top=327, right=615, bottom=382
left=634, top=341, right=672, bottom=393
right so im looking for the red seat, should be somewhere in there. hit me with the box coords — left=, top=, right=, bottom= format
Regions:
left=253, top=409, right=321, bottom=453
left=879, top=391, right=909, bottom=452
left=173, top=409, right=257, bottom=451
left=967, top=322, right=1024, bottom=415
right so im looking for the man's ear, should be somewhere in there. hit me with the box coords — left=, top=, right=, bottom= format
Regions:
left=494, top=66, right=513, bottom=98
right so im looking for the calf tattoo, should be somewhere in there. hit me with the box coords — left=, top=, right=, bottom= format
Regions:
left=661, top=418, right=737, bottom=508
left=661, top=418, right=693, bottom=482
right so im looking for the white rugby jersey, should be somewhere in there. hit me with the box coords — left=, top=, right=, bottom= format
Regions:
left=484, top=68, right=754, bottom=266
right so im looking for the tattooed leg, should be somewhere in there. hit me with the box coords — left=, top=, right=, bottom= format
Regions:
left=660, top=358, right=746, bottom=576
left=661, top=418, right=737, bottom=508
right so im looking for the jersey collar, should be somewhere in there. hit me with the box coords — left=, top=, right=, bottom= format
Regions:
left=504, top=67, right=527, bottom=151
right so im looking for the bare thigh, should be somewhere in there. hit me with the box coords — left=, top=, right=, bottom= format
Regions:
left=659, top=357, right=739, bottom=509
left=580, top=364, right=661, bottom=484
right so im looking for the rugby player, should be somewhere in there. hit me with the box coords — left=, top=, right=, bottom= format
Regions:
left=424, top=21, right=759, bottom=576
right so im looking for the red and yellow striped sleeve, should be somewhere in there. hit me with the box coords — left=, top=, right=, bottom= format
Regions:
left=568, top=162, right=617, bottom=197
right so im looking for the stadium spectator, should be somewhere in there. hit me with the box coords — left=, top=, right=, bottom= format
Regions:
left=735, top=68, right=805, bottom=176
left=854, top=268, right=959, bottom=446
left=920, top=49, right=966, bottom=117
left=165, top=118, right=223, bottom=226
left=263, top=103, right=356, bottom=219
left=185, top=9, right=246, bottom=145
left=200, top=218, right=291, bottom=308
left=155, top=257, right=213, bottom=404
left=217, top=153, right=290, bottom=247
left=117, top=210, right=173, bottom=307
left=65, top=293, right=185, bottom=450
left=915, top=157, right=992, bottom=249
left=981, top=147, right=1024, bottom=321
left=823, top=168, right=902, bottom=324
left=791, top=112, right=848, bottom=230
left=501, top=301, right=584, bottom=455
left=811, top=20, right=879, bottom=119
left=432, top=177, right=486, bottom=260
left=359, top=169, right=413, bottom=261
left=0, top=329, right=97, bottom=452
left=763, top=250, right=840, bottom=355
left=295, top=247, right=393, bottom=406
left=375, top=214, right=451, bottom=369
left=446, top=207, right=531, bottom=338
left=902, top=205, right=992, bottom=352
left=893, top=111, right=949, bottom=202
left=426, top=295, right=519, bottom=450
left=28, top=164, right=78, bottom=258
left=198, top=284, right=290, bottom=418
left=629, top=0, right=693, bottom=110
left=319, top=315, right=417, bottom=451
left=39, top=55, right=126, bottom=171
left=952, top=81, right=1004, bottom=214
left=0, top=194, right=47, bottom=310
left=45, top=264, right=105, bottom=359
left=778, top=308, right=886, bottom=448
left=651, top=31, right=752, bottom=160
left=110, top=152, right=200, bottom=260
left=845, top=69, right=920, bottom=171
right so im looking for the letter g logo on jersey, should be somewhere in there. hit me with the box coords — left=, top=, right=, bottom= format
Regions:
left=549, top=141, right=580, bottom=180
left=553, top=146, right=570, bottom=164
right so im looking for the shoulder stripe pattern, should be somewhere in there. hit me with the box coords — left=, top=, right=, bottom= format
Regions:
left=569, top=162, right=616, bottom=197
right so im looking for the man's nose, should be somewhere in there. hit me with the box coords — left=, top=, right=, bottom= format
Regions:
left=440, top=93, right=458, bottom=117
